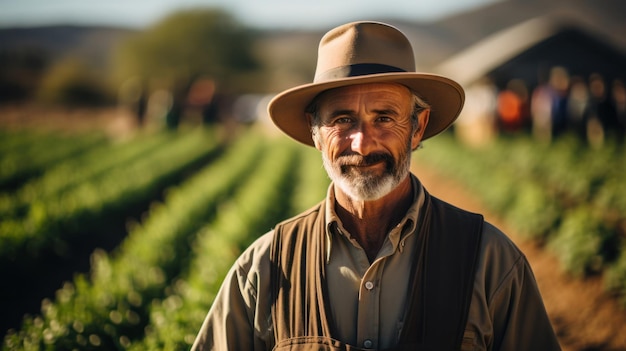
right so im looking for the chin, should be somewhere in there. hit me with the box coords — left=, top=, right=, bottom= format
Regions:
left=336, top=176, right=398, bottom=202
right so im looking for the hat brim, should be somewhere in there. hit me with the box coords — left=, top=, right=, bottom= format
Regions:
left=268, top=72, right=465, bottom=146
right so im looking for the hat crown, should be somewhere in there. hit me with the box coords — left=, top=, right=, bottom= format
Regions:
left=314, top=22, right=416, bottom=83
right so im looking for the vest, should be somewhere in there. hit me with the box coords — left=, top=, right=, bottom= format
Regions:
left=270, top=190, right=483, bottom=351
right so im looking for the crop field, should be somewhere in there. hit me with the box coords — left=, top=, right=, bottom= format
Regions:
left=1, top=124, right=625, bottom=350
left=415, top=133, right=626, bottom=304
left=0, top=125, right=328, bottom=350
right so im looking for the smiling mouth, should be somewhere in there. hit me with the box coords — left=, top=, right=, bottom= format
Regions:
left=342, top=160, right=388, bottom=175
left=353, top=160, right=384, bottom=168
left=338, top=153, right=392, bottom=173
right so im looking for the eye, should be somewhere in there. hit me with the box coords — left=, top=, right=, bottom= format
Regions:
left=376, top=115, right=396, bottom=125
left=373, top=109, right=400, bottom=124
left=321, top=116, right=353, bottom=131
left=330, top=116, right=354, bottom=126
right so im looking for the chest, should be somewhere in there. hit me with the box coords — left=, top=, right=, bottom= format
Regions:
left=326, top=232, right=417, bottom=348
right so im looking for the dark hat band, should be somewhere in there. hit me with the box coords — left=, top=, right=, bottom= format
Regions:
left=315, top=63, right=406, bottom=82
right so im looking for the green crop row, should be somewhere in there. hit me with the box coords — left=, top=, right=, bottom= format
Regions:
left=0, top=131, right=174, bottom=220
left=0, top=128, right=221, bottom=263
left=2, top=129, right=269, bottom=350
left=0, top=129, right=108, bottom=190
left=0, top=127, right=225, bottom=347
left=414, top=133, right=626, bottom=305
left=130, top=137, right=304, bottom=350
left=3, top=131, right=331, bottom=350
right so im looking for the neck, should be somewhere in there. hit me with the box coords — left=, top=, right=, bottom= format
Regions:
left=334, top=175, right=413, bottom=262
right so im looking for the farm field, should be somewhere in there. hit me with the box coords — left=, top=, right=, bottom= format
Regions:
left=415, top=134, right=626, bottom=303
left=413, top=144, right=626, bottom=351
left=1, top=109, right=625, bottom=350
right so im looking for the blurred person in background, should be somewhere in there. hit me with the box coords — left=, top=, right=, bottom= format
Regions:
left=496, top=79, right=529, bottom=134
left=566, top=76, right=590, bottom=140
left=192, top=21, right=561, bottom=351
left=548, top=66, right=570, bottom=139
left=612, top=79, right=626, bottom=143
left=530, top=78, right=556, bottom=143
left=586, top=73, right=617, bottom=146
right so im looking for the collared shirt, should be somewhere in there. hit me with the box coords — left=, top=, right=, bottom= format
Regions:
left=192, top=174, right=561, bottom=351
left=323, top=174, right=423, bottom=349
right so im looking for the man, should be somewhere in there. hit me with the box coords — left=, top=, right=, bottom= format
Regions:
left=192, top=21, right=561, bottom=351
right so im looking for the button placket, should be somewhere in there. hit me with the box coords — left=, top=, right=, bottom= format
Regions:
left=357, top=264, right=381, bottom=351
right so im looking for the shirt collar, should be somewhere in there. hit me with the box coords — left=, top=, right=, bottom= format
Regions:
left=324, top=173, right=426, bottom=262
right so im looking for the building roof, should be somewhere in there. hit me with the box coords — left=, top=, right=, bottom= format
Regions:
left=433, top=16, right=573, bottom=86
left=433, top=13, right=626, bottom=87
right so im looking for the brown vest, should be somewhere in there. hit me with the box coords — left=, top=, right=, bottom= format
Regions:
left=270, top=191, right=483, bottom=351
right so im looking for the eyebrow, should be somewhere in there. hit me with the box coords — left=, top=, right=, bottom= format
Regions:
left=372, top=108, right=400, bottom=116
left=327, top=109, right=355, bottom=119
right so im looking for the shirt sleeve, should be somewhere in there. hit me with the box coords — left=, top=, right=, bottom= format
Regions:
left=191, top=233, right=274, bottom=351
left=488, top=255, right=561, bottom=350
left=480, top=223, right=562, bottom=351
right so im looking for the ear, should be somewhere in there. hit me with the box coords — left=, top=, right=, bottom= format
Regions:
left=306, top=113, right=322, bottom=150
left=411, top=109, right=430, bottom=150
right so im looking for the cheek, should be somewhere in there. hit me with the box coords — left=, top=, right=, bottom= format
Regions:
left=384, top=125, right=414, bottom=148
left=319, top=128, right=349, bottom=156
left=386, top=128, right=410, bottom=141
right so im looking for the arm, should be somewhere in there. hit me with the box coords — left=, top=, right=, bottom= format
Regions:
left=489, top=254, right=562, bottom=351
left=191, top=234, right=274, bottom=351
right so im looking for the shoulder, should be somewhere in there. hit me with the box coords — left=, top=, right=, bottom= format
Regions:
left=427, top=195, right=522, bottom=265
left=234, top=231, right=274, bottom=274
left=221, top=231, right=273, bottom=300
left=274, top=201, right=325, bottom=232
left=236, top=201, right=326, bottom=274
left=480, top=222, right=524, bottom=260
left=476, top=221, right=530, bottom=299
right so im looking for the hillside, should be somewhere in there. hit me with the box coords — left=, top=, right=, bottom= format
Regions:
left=1, top=0, right=624, bottom=78
left=0, top=25, right=136, bottom=69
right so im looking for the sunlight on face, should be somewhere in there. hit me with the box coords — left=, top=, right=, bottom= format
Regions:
left=311, top=83, right=417, bottom=201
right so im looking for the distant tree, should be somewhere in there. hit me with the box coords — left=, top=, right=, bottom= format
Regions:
left=36, top=56, right=113, bottom=106
left=0, top=48, right=49, bottom=102
left=113, top=8, right=262, bottom=128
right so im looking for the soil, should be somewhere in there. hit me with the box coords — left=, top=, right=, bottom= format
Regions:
left=413, top=165, right=626, bottom=351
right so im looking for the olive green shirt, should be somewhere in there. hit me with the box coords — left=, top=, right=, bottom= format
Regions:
left=192, top=174, right=561, bottom=350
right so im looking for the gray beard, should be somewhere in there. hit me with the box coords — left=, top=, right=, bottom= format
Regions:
left=322, top=147, right=412, bottom=201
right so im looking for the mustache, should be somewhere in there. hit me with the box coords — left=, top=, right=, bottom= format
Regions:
left=336, top=152, right=394, bottom=167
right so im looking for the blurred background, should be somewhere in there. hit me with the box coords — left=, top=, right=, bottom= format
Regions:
left=1, top=0, right=625, bottom=141
left=1, top=0, right=626, bottom=350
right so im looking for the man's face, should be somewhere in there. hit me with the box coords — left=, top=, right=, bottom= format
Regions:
left=309, top=83, right=428, bottom=201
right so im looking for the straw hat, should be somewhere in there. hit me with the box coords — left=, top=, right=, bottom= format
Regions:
left=267, top=21, right=465, bottom=147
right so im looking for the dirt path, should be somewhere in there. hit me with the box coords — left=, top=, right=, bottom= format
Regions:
left=413, top=165, right=626, bottom=351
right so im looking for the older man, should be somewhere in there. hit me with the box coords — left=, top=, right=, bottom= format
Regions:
left=192, top=21, right=561, bottom=351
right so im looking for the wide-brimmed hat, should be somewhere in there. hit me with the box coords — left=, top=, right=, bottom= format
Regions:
left=267, top=21, right=465, bottom=147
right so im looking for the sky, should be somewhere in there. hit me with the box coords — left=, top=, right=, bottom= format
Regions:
left=0, top=0, right=503, bottom=30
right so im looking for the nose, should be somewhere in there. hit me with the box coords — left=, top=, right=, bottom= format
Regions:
left=349, top=123, right=376, bottom=155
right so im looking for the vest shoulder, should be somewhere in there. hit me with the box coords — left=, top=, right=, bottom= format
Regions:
left=480, top=221, right=525, bottom=262
left=430, top=195, right=483, bottom=219
left=275, top=200, right=325, bottom=228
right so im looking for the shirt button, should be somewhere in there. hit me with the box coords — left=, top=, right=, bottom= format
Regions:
left=363, top=339, right=373, bottom=348
left=364, top=281, right=374, bottom=290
